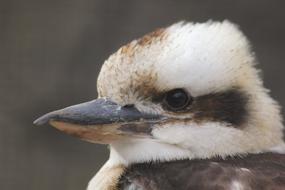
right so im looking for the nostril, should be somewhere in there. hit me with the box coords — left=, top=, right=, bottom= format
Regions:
left=123, top=104, right=135, bottom=108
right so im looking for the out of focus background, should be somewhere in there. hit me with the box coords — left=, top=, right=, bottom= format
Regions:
left=1, top=0, right=285, bottom=189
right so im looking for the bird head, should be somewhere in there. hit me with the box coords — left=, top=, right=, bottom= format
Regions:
left=34, top=21, right=284, bottom=165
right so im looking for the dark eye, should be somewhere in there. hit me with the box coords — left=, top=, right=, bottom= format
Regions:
left=163, top=89, right=192, bottom=111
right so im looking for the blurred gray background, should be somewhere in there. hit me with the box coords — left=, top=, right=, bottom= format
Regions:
left=1, top=0, right=285, bottom=189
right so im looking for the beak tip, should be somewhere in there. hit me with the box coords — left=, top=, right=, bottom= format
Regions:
left=33, top=114, right=51, bottom=126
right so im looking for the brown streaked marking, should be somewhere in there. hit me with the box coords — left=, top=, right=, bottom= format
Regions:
left=118, top=28, right=166, bottom=59
left=120, top=42, right=136, bottom=58
left=137, top=28, right=167, bottom=46
left=116, top=67, right=160, bottom=101
left=132, top=71, right=160, bottom=99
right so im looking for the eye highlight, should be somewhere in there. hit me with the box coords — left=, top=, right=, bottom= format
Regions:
left=163, top=89, right=192, bottom=111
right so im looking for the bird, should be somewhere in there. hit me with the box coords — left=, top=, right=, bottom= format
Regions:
left=34, top=21, right=285, bottom=190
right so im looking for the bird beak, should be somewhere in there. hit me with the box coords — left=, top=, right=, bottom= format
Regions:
left=33, top=98, right=162, bottom=144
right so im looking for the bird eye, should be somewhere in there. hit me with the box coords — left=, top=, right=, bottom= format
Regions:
left=163, top=89, right=192, bottom=111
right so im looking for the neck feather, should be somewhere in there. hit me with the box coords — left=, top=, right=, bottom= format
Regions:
left=109, top=139, right=197, bottom=166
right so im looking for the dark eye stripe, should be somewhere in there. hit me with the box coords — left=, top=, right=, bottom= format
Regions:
left=190, top=89, right=249, bottom=126
left=152, top=88, right=248, bottom=127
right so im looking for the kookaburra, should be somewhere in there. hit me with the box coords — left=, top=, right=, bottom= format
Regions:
left=34, top=21, right=285, bottom=190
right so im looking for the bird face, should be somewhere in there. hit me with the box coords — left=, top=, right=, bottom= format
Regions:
left=34, top=21, right=284, bottom=163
